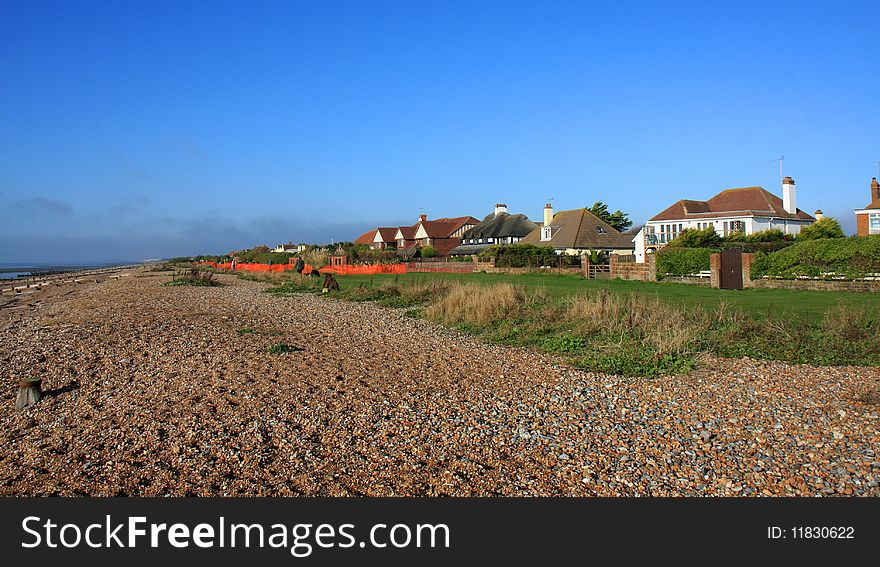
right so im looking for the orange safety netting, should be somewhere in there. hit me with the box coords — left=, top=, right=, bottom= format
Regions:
left=198, top=262, right=406, bottom=276
left=202, top=262, right=320, bottom=274
left=318, top=264, right=407, bottom=275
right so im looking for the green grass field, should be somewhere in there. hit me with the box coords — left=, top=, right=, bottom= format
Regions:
left=332, top=272, right=880, bottom=322
left=239, top=266, right=880, bottom=375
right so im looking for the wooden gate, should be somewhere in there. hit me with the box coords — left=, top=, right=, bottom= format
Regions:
left=719, top=248, right=743, bottom=290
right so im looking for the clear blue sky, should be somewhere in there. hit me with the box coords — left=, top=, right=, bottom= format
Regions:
left=1, top=0, right=878, bottom=263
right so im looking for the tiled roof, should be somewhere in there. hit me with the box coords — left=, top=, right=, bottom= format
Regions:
left=520, top=208, right=634, bottom=250
left=353, top=231, right=375, bottom=246
left=462, top=212, right=537, bottom=239
left=397, top=226, right=417, bottom=239
left=418, top=216, right=479, bottom=238
left=375, top=227, right=398, bottom=242
left=650, top=187, right=815, bottom=221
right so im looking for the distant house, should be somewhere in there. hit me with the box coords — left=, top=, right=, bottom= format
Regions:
left=519, top=204, right=634, bottom=255
left=273, top=242, right=306, bottom=253
left=855, top=177, right=880, bottom=236
left=371, top=227, right=398, bottom=250
left=633, top=177, right=816, bottom=262
left=397, top=214, right=480, bottom=257
left=450, top=204, right=538, bottom=256
left=394, top=225, right=417, bottom=249
left=352, top=228, right=398, bottom=250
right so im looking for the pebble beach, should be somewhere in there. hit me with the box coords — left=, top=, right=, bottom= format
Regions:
left=1, top=268, right=878, bottom=496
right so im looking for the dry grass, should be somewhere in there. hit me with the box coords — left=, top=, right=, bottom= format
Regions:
left=823, top=304, right=879, bottom=341
left=564, top=289, right=700, bottom=355
left=426, top=283, right=539, bottom=325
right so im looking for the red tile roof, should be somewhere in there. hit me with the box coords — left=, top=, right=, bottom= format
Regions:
left=417, top=216, right=479, bottom=238
left=396, top=226, right=417, bottom=239
left=354, top=231, right=375, bottom=246
left=650, top=187, right=815, bottom=222
left=375, top=227, right=398, bottom=242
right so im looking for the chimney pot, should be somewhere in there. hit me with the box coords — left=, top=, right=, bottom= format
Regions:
left=419, top=214, right=427, bottom=222
left=543, top=203, right=554, bottom=226
left=782, top=177, right=797, bottom=214
left=872, top=177, right=880, bottom=202
left=494, top=203, right=508, bottom=216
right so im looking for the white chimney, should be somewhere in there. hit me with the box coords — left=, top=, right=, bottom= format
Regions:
left=814, top=209, right=824, bottom=221
left=782, top=176, right=796, bottom=214
left=494, top=203, right=508, bottom=216
left=543, top=203, right=553, bottom=226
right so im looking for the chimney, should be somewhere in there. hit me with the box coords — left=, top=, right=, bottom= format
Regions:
left=419, top=214, right=427, bottom=222
left=494, top=203, right=508, bottom=216
left=782, top=176, right=796, bottom=214
left=872, top=177, right=880, bottom=202
left=814, top=209, right=824, bottom=221
left=543, top=203, right=553, bottom=226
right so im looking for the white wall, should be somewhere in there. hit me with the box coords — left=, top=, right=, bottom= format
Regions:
left=633, top=228, right=645, bottom=263
left=646, top=216, right=810, bottom=239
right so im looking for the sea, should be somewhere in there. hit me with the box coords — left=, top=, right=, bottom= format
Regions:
left=0, top=261, right=143, bottom=282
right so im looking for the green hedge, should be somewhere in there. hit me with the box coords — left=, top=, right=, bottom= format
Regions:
left=656, top=247, right=714, bottom=278
left=478, top=244, right=559, bottom=268
left=751, top=236, right=880, bottom=280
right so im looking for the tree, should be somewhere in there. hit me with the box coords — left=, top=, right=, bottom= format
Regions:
left=798, top=217, right=845, bottom=240
left=587, top=201, right=632, bottom=232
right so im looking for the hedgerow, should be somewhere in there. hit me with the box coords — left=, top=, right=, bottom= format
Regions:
left=751, top=236, right=880, bottom=280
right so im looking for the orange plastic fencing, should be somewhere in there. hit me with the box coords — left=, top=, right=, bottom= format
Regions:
left=201, top=262, right=320, bottom=274
left=196, top=261, right=475, bottom=276
left=319, top=264, right=407, bottom=275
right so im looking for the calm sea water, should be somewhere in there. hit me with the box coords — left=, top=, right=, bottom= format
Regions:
left=0, top=262, right=138, bottom=281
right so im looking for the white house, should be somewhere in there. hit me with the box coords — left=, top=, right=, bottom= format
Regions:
left=632, top=177, right=816, bottom=262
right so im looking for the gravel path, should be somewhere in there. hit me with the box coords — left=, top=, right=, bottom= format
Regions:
left=1, top=270, right=878, bottom=496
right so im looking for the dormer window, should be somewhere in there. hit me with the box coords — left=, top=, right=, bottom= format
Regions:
left=541, top=227, right=553, bottom=241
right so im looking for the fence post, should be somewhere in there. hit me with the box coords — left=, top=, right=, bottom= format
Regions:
left=742, top=253, right=755, bottom=288
left=709, top=253, right=721, bottom=289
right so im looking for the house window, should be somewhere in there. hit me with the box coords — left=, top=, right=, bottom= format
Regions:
left=541, top=227, right=553, bottom=241
left=596, top=226, right=606, bottom=234
left=870, top=213, right=880, bottom=234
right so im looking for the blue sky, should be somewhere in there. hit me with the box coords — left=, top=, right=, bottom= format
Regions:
left=1, top=0, right=878, bottom=263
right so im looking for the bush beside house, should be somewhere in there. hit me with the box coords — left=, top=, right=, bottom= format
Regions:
left=751, top=235, right=880, bottom=279
left=656, top=247, right=714, bottom=278
left=478, top=243, right=558, bottom=267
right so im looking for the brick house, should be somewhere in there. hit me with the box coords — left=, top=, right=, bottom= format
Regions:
left=396, top=214, right=480, bottom=257
left=855, top=177, right=880, bottom=236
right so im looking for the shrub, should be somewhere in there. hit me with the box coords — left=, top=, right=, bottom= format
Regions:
left=666, top=227, right=722, bottom=248
left=725, top=228, right=791, bottom=243
left=421, top=245, right=438, bottom=258
left=656, top=247, right=713, bottom=277
left=266, top=343, right=304, bottom=354
left=234, top=250, right=295, bottom=265
left=164, top=269, right=221, bottom=287
left=798, top=217, right=845, bottom=240
left=479, top=243, right=559, bottom=268
left=751, top=236, right=880, bottom=279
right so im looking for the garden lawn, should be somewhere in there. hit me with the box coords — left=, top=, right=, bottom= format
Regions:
left=333, top=272, right=880, bottom=322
